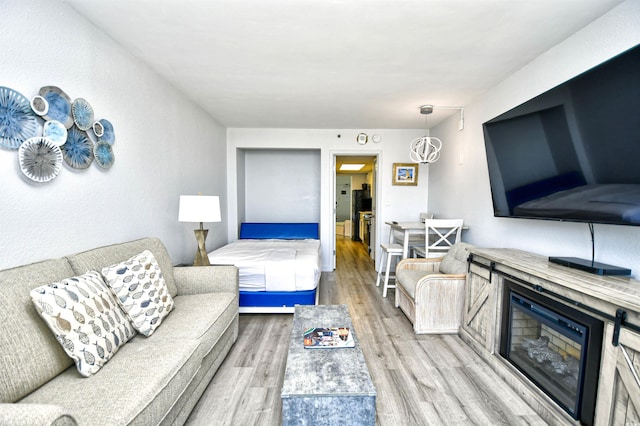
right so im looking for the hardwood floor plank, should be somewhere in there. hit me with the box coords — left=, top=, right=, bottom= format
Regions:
left=186, top=236, right=549, bottom=425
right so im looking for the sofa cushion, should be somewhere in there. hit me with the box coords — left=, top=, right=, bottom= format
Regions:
left=19, top=338, right=201, bottom=426
left=131, top=292, right=237, bottom=357
left=102, top=250, right=174, bottom=337
left=0, top=258, right=76, bottom=403
left=439, top=242, right=474, bottom=275
left=30, top=271, right=136, bottom=377
left=66, top=238, right=178, bottom=298
left=128, top=292, right=239, bottom=425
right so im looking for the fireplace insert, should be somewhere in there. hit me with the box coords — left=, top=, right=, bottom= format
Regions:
left=500, top=280, right=603, bottom=425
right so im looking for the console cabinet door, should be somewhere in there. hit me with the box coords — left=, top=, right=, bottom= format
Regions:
left=463, top=263, right=498, bottom=352
left=595, top=323, right=640, bottom=425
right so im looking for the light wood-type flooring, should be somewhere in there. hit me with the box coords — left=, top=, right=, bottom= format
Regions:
left=186, top=236, right=549, bottom=425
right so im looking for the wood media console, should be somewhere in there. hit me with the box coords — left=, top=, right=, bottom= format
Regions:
left=462, top=248, right=640, bottom=426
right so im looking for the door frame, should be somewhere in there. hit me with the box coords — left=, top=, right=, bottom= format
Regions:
left=331, top=150, right=381, bottom=270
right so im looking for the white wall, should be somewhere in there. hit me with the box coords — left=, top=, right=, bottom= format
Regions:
left=227, top=128, right=426, bottom=270
left=243, top=149, right=321, bottom=222
left=428, top=0, right=640, bottom=277
left=0, top=0, right=228, bottom=269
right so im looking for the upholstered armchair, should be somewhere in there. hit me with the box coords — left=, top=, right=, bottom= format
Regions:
left=394, top=242, right=473, bottom=334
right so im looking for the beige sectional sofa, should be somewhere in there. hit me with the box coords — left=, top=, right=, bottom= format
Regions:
left=0, top=237, right=239, bottom=425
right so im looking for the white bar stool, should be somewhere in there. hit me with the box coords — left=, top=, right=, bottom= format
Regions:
left=376, top=243, right=403, bottom=297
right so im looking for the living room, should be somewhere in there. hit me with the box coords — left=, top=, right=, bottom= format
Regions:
left=2, top=0, right=640, bottom=424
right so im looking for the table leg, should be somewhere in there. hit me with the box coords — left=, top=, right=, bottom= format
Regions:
left=403, top=231, right=410, bottom=258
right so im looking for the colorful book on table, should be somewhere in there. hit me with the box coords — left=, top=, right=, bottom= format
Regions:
left=303, top=327, right=355, bottom=348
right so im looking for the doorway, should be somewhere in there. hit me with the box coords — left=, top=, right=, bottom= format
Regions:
left=334, top=154, right=378, bottom=267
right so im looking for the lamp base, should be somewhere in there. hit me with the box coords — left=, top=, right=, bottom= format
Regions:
left=193, top=229, right=211, bottom=266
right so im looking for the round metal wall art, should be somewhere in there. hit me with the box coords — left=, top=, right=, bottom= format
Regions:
left=98, top=118, right=115, bottom=144
left=30, top=95, right=49, bottom=116
left=92, top=120, right=104, bottom=138
left=62, top=126, right=94, bottom=169
left=39, top=86, right=74, bottom=129
left=94, top=141, right=114, bottom=169
left=43, top=120, right=68, bottom=146
left=18, top=137, right=63, bottom=182
left=0, top=86, right=39, bottom=150
left=2, top=85, right=114, bottom=183
left=72, top=98, right=94, bottom=131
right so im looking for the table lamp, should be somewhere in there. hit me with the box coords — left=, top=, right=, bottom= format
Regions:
left=178, top=195, right=221, bottom=266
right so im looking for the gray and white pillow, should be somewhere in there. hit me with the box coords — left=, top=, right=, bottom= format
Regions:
left=31, top=271, right=136, bottom=377
left=101, top=250, right=174, bottom=337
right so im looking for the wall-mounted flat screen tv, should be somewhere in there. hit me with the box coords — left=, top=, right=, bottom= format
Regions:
left=482, top=44, right=640, bottom=226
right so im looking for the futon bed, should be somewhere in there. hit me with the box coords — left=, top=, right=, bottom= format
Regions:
left=208, top=222, right=321, bottom=313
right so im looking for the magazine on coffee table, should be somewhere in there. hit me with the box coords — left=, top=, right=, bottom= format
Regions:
left=303, top=327, right=355, bottom=348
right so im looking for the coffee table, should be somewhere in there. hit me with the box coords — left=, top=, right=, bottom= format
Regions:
left=281, top=304, right=376, bottom=425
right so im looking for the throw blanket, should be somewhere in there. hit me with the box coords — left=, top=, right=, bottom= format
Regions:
left=264, top=249, right=297, bottom=291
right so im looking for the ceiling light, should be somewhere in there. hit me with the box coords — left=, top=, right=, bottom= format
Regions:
left=409, top=104, right=464, bottom=164
left=340, top=164, right=365, bottom=171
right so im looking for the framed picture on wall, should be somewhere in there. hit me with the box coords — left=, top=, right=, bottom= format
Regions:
left=392, top=163, right=418, bottom=186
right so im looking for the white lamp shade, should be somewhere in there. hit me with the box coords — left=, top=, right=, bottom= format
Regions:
left=178, top=195, right=221, bottom=223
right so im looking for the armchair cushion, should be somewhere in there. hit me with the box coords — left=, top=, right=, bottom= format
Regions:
left=395, top=269, right=429, bottom=299
left=439, top=242, right=474, bottom=275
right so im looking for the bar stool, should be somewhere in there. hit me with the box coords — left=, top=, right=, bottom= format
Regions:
left=376, top=243, right=403, bottom=297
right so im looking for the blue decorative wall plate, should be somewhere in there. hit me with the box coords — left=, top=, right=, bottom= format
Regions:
left=98, top=118, right=115, bottom=144
left=30, top=95, right=49, bottom=116
left=39, top=86, right=74, bottom=129
left=62, top=126, right=94, bottom=169
left=0, top=86, right=38, bottom=150
left=94, top=141, right=114, bottom=169
left=43, top=120, right=68, bottom=146
left=92, top=120, right=104, bottom=138
left=72, top=98, right=94, bottom=131
left=18, top=137, right=63, bottom=182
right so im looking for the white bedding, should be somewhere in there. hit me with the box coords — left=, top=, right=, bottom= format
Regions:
left=207, top=239, right=321, bottom=292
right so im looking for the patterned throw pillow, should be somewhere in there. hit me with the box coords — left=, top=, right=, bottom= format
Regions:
left=101, top=250, right=174, bottom=337
left=30, top=271, right=136, bottom=377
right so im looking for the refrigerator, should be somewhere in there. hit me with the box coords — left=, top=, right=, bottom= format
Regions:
left=352, top=188, right=372, bottom=242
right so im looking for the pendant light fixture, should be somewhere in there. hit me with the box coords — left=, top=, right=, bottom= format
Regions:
left=409, top=104, right=464, bottom=164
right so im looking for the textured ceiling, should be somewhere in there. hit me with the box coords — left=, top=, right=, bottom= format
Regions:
left=65, top=0, right=623, bottom=129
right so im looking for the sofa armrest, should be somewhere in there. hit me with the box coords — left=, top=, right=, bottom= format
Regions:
left=0, top=403, right=77, bottom=426
left=396, top=257, right=444, bottom=275
left=416, top=273, right=466, bottom=287
left=415, top=273, right=466, bottom=301
left=173, top=265, right=239, bottom=296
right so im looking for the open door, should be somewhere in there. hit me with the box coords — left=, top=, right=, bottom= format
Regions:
left=334, top=154, right=378, bottom=268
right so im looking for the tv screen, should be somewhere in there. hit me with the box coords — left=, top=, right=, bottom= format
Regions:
left=482, top=44, right=640, bottom=226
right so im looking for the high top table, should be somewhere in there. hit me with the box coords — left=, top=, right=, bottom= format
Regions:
left=281, top=304, right=377, bottom=425
left=385, top=221, right=428, bottom=258
left=386, top=221, right=469, bottom=259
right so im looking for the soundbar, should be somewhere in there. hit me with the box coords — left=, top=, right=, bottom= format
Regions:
left=549, top=256, right=631, bottom=276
